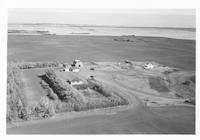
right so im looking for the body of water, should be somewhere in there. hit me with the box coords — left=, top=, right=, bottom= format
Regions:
left=8, top=24, right=195, bottom=40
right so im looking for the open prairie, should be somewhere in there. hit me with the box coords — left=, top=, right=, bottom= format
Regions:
left=8, top=35, right=195, bottom=70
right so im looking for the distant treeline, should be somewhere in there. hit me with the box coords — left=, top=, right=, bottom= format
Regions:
left=11, top=62, right=62, bottom=69
left=8, top=29, right=52, bottom=35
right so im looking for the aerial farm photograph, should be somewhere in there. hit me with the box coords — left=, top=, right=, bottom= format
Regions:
left=6, top=9, right=195, bottom=134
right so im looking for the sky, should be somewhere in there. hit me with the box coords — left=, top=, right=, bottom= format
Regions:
left=8, top=9, right=196, bottom=28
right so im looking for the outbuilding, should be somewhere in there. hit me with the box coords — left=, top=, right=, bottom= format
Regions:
left=67, top=79, right=83, bottom=85
left=71, top=59, right=83, bottom=68
left=144, top=63, right=154, bottom=69
left=69, top=67, right=80, bottom=72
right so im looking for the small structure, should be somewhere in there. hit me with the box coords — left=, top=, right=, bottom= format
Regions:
left=124, top=60, right=131, bottom=64
left=60, top=65, right=70, bottom=72
left=60, top=66, right=79, bottom=72
left=67, top=79, right=83, bottom=85
left=144, top=63, right=154, bottom=69
left=62, top=63, right=67, bottom=68
left=69, top=67, right=80, bottom=72
left=64, top=68, right=70, bottom=72
left=60, top=59, right=83, bottom=73
left=90, top=75, right=95, bottom=80
left=90, top=67, right=95, bottom=71
left=71, top=59, right=83, bottom=68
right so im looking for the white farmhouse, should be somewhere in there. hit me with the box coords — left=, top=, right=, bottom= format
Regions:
left=71, top=59, right=83, bottom=68
left=144, top=63, right=154, bottom=69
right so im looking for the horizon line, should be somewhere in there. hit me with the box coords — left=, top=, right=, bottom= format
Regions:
left=8, top=22, right=196, bottom=29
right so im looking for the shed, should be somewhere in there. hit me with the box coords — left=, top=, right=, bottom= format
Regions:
left=71, top=59, right=83, bottom=68
left=144, top=63, right=154, bottom=69
left=67, top=79, right=83, bottom=85
left=69, top=67, right=80, bottom=72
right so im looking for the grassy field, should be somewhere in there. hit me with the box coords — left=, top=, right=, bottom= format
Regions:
left=22, top=69, right=48, bottom=104
left=7, top=104, right=195, bottom=134
left=8, top=35, right=195, bottom=70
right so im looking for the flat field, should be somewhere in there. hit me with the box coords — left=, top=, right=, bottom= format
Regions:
left=21, top=68, right=48, bottom=105
left=8, top=35, right=195, bottom=70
